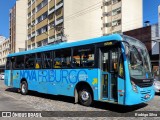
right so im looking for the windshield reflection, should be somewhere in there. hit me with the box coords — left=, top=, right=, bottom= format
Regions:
left=127, top=46, right=152, bottom=79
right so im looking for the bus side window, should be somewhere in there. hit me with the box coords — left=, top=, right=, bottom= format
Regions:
left=54, top=50, right=61, bottom=68
left=73, top=48, right=80, bottom=67
left=14, top=55, right=24, bottom=69
left=25, top=54, right=35, bottom=69
left=119, top=54, right=124, bottom=78
left=35, top=52, right=42, bottom=69
left=42, top=52, right=52, bottom=69
left=73, top=45, right=95, bottom=68
left=111, top=50, right=118, bottom=72
left=61, top=49, right=71, bottom=68
left=6, top=58, right=11, bottom=69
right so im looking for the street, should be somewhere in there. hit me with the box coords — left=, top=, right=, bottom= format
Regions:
left=0, top=80, right=160, bottom=118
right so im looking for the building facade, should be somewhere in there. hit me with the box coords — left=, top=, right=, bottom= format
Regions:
left=26, top=0, right=143, bottom=49
left=0, top=38, right=10, bottom=72
left=65, top=0, right=143, bottom=41
left=27, top=0, right=64, bottom=50
left=10, top=0, right=27, bottom=53
left=158, top=5, right=160, bottom=37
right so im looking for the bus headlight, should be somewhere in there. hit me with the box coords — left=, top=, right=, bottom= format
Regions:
left=131, top=81, right=138, bottom=93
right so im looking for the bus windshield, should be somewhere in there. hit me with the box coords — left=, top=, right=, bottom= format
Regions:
left=123, top=36, right=152, bottom=79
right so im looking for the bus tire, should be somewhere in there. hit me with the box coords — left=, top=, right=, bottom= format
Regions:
left=20, top=81, right=28, bottom=95
left=78, top=87, right=93, bottom=106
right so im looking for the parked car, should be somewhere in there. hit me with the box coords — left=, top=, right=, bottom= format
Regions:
left=0, top=73, right=4, bottom=80
left=153, top=79, right=160, bottom=93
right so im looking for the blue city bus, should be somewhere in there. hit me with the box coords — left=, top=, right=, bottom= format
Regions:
left=4, top=34, right=155, bottom=106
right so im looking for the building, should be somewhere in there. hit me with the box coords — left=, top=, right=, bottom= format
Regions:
left=65, top=0, right=143, bottom=41
left=10, top=0, right=27, bottom=53
left=159, top=5, right=160, bottom=37
left=0, top=38, right=10, bottom=72
left=27, top=0, right=64, bottom=50
left=26, top=0, right=143, bottom=49
left=0, top=36, right=6, bottom=43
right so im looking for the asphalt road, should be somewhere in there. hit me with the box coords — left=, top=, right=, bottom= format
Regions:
left=0, top=80, right=160, bottom=119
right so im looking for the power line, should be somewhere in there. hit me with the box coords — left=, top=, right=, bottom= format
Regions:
left=64, top=1, right=102, bottom=19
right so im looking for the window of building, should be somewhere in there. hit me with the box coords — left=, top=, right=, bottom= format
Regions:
left=36, top=25, right=48, bottom=35
left=25, top=54, right=35, bottom=69
left=37, top=41, right=42, bottom=47
left=49, top=13, right=54, bottom=20
left=42, top=25, right=48, bottom=33
left=28, top=45, right=31, bottom=50
left=42, top=39, right=48, bottom=46
left=112, top=0, right=121, bottom=4
left=36, top=28, right=41, bottom=36
left=43, top=12, right=48, bottom=20
left=112, top=19, right=121, bottom=27
left=49, top=6, right=54, bottom=12
left=36, top=12, right=48, bottom=24
left=28, top=12, right=31, bottom=18
left=104, top=12, right=111, bottom=17
left=113, top=30, right=121, bottom=34
left=56, top=8, right=62, bottom=16
left=36, top=0, right=48, bottom=12
left=104, top=1, right=111, bottom=6
left=56, top=0, right=63, bottom=5
left=42, top=52, right=52, bottom=69
left=32, top=43, right=35, bottom=49
left=32, top=20, right=35, bottom=26
left=32, top=31, right=36, bottom=37
left=32, top=0, right=35, bottom=4
left=28, top=1, right=31, bottom=8
left=28, top=34, right=31, bottom=40
left=49, top=36, right=55, bottom=43
left=32, top=8, right=35, bottom=15
left=49, top=21, right=54, bottom=29
left=28, top=23, right=31, bottom=29
left=105, top=23, right=111, bottom=27
left=112, top=7, right=121, bottom=16
left=36, top=3, right=42, bottom=12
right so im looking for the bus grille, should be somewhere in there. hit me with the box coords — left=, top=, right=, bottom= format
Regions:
left=140, top=90, right=151, bottom=101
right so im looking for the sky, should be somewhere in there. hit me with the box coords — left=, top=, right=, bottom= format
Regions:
left=0, top=0, right=16, bottom=38
left=143, top=0, right=160, bottom=25
left=0, top=0, right=160, bottom=38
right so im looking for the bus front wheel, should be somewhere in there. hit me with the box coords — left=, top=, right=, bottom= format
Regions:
left=78, top=87, right=93, bottom=106
left=20, top=81, right=28, bottom=95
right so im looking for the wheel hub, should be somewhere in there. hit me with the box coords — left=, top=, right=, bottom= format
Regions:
left=81, top=91, right=89, bottom=101
left=22, top=84, right=26, bottom=93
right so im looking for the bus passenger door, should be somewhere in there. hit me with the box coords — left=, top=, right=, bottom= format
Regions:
left=100, top=47, right=118, bottom=102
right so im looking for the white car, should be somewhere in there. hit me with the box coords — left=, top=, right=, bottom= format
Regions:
left=0, top=73, right=4, bottom=80
left=154, top=79, right=160, bottom=93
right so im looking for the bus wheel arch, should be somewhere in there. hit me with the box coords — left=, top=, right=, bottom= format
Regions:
left=74, top=81, right=93, bottom=106
left=20, top=78, right=28, bottom=95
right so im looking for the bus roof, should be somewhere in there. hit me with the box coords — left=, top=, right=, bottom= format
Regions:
left=8, top=34, right=123, bottom=57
